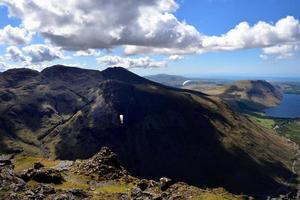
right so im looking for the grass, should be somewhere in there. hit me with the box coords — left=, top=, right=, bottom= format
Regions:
left=16, top=129, right=38, bottom=144
left=15, top=142, right=44, bottom=157
left=13, top=155, right=133, bottom=194
left=15, top=159, right=133, bottom=196
left=14, top=156, right=60, bottom=172
left=247, top=113, right=300, bottom=146
left=0, top=185, right=10, bottom=199
left=247, top=114, right=276, bottom=129
left=192, top=188, right=243, bottom=200
left=54, top=180, right=89, bottom=190
left=94, top=183, right=134, bottom=193
left=276, top=120, right=300, bottom=144
left=193, top=194, right=242, bottom=200
left=53, top=173, right=90, bottom=190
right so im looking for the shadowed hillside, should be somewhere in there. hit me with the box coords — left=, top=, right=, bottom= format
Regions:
left=0, top=65, right=298, bottom=198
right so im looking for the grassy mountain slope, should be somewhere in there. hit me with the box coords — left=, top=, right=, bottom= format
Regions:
left=0, top=65, right=297, bottom=197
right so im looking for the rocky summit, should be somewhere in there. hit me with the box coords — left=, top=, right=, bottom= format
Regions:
left=0, top=147, right=247, bottom=200
left=71, top=147, right=129, bottom=181
left=0, top=65, right=299, bottom=198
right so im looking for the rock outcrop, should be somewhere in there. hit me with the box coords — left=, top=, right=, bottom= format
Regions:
left=71, top=147, right=129, bottom=181
left=0, top=147, right=248, bottom=200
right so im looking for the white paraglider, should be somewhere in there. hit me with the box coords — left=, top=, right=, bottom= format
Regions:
left=182, top=80, right=192, bottom=86
left=119, top=114, right=124, bottom=124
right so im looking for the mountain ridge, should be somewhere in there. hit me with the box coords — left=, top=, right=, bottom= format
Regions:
left=0, top=65, right=298, bottom=198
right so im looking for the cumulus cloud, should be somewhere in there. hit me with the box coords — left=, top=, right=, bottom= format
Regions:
left=0, top=62, right=8, bottom=71
left=123, top=16, right=300, bottom=57
left=22, top=44, right=65, bottom=63
left=261, top=43, right=300, bottom=59
left=202, top=16, right=300, bottom=52
left=74, top=49, right=101, bottom=57
left=3, top=44, right=66, bottom=64
left=126, top=16, right=300, bottom=58
left=1, top=0, right=201, bottom=53
left=5, top=46, right=27, bottom=62
left=168, top=55, right=184, bottom=61
left=0, top=25, right=34, bottom=45
left=1, top=1, right=300, bottom=59
left=97, top=56, right=167, bottom=69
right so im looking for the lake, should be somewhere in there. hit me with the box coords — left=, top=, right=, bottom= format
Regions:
left=264, top=94, right=300, bottom=118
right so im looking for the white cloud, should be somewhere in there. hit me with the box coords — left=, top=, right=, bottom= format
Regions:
left=1, top=0, right=201, bottom=53
left=168, top=55, right=184, bottom=61
left=1, top=1, right=300, bottom=60
left=259, top=54, right=268, bottom=60
left=125, top=16, right=300, bottom=58
left=202, top=16, right=300, bottom=52
left=59, top=62, right=87, bottom=67
left=0, top=62, right=20, bottom=71
left=22, top=44, right=65, bottom=63
left=5, top=46, right=27, bottom=62
left=97, top=56, right=167, bottom=69
left=0, top=62, right=8, bottom=71
left=261, top=43, right=300, bottom=59
left=2, top=45, right=65, bottom=64
left=0, top=25, right=34, bottom=45
left=74, top=49, right=101, bottom=57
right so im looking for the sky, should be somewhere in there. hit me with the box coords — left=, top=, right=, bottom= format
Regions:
left=0, top=0, right=300, bottom=78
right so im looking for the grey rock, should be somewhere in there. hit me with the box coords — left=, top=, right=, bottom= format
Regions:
left=130, top=187, right=143, bottom=198
left=54, top=161, right=74, bottom=172
left=159, top=177, right=173, bottom=191
left=33, top=162, right=44, bottom=170
left=137, top=179, right=149, bottom=191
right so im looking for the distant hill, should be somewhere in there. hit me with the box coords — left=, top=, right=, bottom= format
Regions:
left=184, top=80, right=282, bottom=111
left=221, top=80, right=282, bottom=110
left=145, top=74, right=282, bottom=111
left=0, top=65, right=297, bottom=197
left=145, top=74, right=193, bottom=87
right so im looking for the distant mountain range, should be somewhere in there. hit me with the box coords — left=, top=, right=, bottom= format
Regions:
left=0, top=65, right=298, bottom=198
left=144, top=74, right=192, bottom=87
left=146, top=74, right=283, bottom=111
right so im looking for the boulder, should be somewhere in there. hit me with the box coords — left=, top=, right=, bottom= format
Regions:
left=53, top=161, right=74, bottom=172
left=159, top=177, right=173, bottom=191
left=34, top=162, right=45, bottom=169
left=130, top=187, right=143, bottom=199
left=0, top=154, right=13, bottom=166
left=20, top=167, right=64, bottom=184
left=68, top=189, right=88, bottom=198
left=33, top=169, right=64, bottom=184
left=137, top=179, right=149, bottom=191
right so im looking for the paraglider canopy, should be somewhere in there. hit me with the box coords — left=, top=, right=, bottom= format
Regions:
left=119, top=114, right=124, bottom=124
left=182, top=80, right=192, bottom=86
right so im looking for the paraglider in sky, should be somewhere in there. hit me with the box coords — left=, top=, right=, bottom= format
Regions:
left=182, top=80, right=192, bottom=86
left=119, top=114, right=124, bottom=124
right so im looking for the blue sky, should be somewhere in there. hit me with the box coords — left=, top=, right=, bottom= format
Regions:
left=169, top=0, right=300, bottom=77
left=0, top=0, right=300, bottom=78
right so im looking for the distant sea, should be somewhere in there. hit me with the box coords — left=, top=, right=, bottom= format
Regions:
left=184, top=75, right=300, bottom=82
left=264, top=94, right=300, bottom=118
